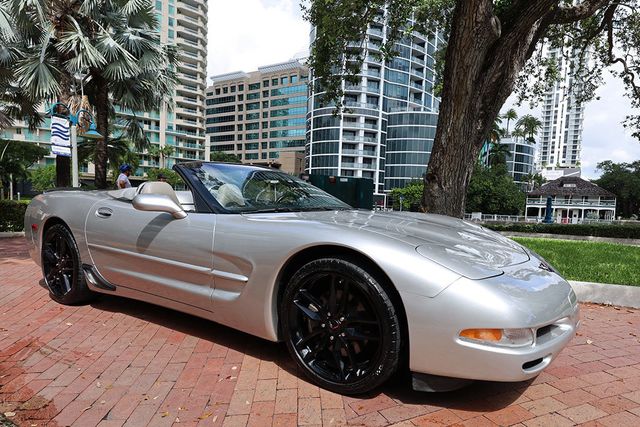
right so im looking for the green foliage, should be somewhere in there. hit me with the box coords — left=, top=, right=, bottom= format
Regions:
left=515, top=114, right=543, bottom=143
left=488, top=141, right=511, bottom=166
left=390, top=181, right=424, bottom=210
left=0, top=199, right=27, bottom=231
left=0, top=140, right=49, bottom=184
left=146, top=168, right=182, bottom=188
left=211, top=152, right=242, bottom=163
left=78, top=136, right=140, bottom=177
left=466, top=163, right=526, bottom=215
left=513, top=238, right=640, bottom=286
left=29, top=165, right=57, bottom=192
left=486, top=222, right=640, bottom=239
left=594, top=160, right=640, bottom=218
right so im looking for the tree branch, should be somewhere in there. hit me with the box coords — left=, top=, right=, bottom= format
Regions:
left=554, top=0, right=612, bottom=24
left=607, top=18, right=640, bottom=98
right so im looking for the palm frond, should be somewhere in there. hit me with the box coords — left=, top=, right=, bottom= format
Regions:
left=94, top=29, right=140, bottom=80
left=14, top=48, right=61, bottom=100
left=56, top=16, right=107, bottom=72
left=0, top=3, right=16, bottom=42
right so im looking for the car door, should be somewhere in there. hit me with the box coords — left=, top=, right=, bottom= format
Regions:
left=84, top=195, right=215, bottom=311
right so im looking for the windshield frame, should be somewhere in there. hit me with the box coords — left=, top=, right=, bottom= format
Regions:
left=174, top=161, right=353, bottom=214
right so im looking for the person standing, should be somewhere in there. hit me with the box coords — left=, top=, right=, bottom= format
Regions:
left=117, top=164, right=133, bottom=189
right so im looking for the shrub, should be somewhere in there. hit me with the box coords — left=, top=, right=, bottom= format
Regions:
left=0, top=200, right=28, bottom=232
left=485, top=222, right=640, bottom=239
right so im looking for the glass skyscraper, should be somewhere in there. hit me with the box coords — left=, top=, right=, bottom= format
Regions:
left=306, top=15, right=443, bottom=202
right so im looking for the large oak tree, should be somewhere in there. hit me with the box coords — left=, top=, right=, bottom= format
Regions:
left=304, top=0, right=640, bottom=217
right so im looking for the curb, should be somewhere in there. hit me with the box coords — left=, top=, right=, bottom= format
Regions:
left=569, top=280, right=640, bottom=309
left=0, top=232, right=25, bottom=238
left=500, top=231, right=640, bottom=246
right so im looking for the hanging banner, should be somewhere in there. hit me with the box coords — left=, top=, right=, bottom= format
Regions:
left=51, top=115, right=71, bottom=157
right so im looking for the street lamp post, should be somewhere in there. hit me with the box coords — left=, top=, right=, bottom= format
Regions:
left=49, top=103, right=102, bottom=188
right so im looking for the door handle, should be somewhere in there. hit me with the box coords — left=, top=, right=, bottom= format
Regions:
left=96, top=207, right=113, bottom=218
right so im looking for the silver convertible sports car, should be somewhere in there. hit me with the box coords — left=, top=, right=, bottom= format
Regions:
left=25, top=162, right=579, bottom=394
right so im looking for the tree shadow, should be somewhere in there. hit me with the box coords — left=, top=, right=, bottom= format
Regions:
left=90, top=293, right=530, bottom=411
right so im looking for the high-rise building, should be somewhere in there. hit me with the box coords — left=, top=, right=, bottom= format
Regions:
left=0, top=0, right=208, bottom=176
left=481, top=136, right=536, bottom=190
left=536, top=46, right=585, bottom=175
left=205, top=60, right=309, bottom=174
left=306, top=16, right=443, bottom=203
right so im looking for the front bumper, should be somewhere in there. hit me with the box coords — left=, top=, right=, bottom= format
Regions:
left=403, top=260, right=579, bottom=383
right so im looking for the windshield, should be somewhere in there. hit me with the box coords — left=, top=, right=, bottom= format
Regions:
left=187, top=163, right=352, bottom=213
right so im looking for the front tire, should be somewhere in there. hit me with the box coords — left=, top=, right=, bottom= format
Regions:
left=41, top=224, right=93, bottom=305
left=281, top=258, right=401, bottom=395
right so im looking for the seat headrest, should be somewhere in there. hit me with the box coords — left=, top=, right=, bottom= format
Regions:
left=138, top=181, right=180, bottom=206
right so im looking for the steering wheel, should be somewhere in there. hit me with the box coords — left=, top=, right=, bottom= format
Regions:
left=276, top=191, right=300, bottom=204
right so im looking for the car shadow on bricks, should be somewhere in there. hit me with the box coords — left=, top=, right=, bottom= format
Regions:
left=90, top=293, right=530, bottom=409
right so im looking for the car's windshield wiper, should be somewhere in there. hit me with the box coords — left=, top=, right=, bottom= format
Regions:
left=244, top=207, right=297, bottom=213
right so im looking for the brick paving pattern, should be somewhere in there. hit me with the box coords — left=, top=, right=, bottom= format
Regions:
left=1, top=237, right=639, bottom=426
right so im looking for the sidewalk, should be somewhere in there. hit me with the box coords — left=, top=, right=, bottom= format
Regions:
left=1, top=237, right=639, bottom=426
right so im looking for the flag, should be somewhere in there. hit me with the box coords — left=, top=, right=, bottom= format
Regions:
left=51, top=115, right=71, bottom=157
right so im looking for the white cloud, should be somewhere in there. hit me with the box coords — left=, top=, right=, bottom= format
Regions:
left=504, top=72, right=640, bottom=180
left=207, top=0, right=309, bottom=79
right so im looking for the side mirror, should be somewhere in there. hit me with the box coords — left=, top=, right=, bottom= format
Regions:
left=132, top=194, right=187, bottom=219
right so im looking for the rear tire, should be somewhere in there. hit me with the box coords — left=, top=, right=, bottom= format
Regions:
left=41, top=224, right=93, bottom=305
left=281, top=258, right=401, bottom=395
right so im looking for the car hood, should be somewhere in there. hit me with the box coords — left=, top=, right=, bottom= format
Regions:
left=301, top=210, right=530, bottom=280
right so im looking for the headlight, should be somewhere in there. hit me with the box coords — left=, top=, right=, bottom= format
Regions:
left=459, top=328, right=534, bottom=347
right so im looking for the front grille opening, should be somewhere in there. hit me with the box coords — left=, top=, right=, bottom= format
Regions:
left=536, top=325, right=552, bottom=339
left=522, top=358, right=544, bottom=370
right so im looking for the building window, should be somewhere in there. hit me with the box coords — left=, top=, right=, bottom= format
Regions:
left=262, top=111, right=269, bottom=118
left=168, top=17, right=174, bottom=26
left=262, top=142, right=267, bottom=149
left=262, top=132, right=268, bottom=139
left=291, top=75, right=298, bottom=83
left=272, top=78, right=278, bottom=86
left=248, top=83, right=260, bottom=90
left=238, top=84, right=244, bottom=91
left=263, top=80, right=269, bottom=87
left=281, top=76, right=288, bottom=85
left=262, top=90, right=269, bottom=98
left=261, top=153, right=267, bottom=159
left=238, top=94, right=244, bottom=101
left=230, top=86, right=236, bottom=93
left=262, top=121, right=268, bottom=129
left=247, top=92, right=260, bottom=100
left=215, top=88, right=220, bottom=95
left=262, top=101, right=269, bottom=108
left=237, top=124, right=243, bottom=131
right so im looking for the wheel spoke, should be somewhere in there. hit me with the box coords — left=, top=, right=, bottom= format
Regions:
left=293, top=299, right=322, bottom=322
left=328, top=274, right=337, bottom=315
left=331, top=343, right=345, bottom=380
left=339, top=279, right=350, bottom=316
left=344, top=328, right=380, bottom=342
left=338, top=337, right=356, bottom=370
left=345, top=314, right=378, bottom=326
left=298, top=289, right=325, bottom=314
left=303, top=334, right=328, bottom=362
left=61, top=274, right=72, bottom=293
left=295, top=329, right=324, bottom=350
left=43, top=247, right=57, bottom=264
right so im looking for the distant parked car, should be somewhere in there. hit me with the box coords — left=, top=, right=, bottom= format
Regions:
left=25, top=162, right=579, bottom=394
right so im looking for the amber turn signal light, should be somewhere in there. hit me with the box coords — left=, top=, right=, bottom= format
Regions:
left=460, top=328, right=503, bottom=342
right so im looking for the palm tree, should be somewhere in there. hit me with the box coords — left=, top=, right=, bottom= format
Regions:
left=511, top=128, right=526, bottom=142
left=4, top=0, right=178, bottom=189
left=488, top=141, right=512, bottom=167
left=148, top=145, right=174, bottom=169
left=488, top=116, right=505, bottom=143
left=501, top=108, right=518, bottom=136
left=515, top=114, right=543, bottom=143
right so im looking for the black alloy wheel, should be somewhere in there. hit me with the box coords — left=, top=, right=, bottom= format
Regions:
left=41, top=224, right=92, bottom=305
left=281, top=258, right=401, bottom=395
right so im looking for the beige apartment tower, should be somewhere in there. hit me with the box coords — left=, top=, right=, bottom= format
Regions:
left=206, top=60, right=309, bottom=174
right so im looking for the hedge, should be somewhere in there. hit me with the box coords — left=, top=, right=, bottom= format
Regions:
left=0, top=200, right=27, bottom=232
left=485, top=222, right=640, bottom=239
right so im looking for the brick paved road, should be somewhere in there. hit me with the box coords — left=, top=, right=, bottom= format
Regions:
left=1, top=237, right=639, bottom=426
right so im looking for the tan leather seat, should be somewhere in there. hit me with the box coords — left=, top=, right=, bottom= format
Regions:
left=137, top=181, right=181, bottom=206
left=216, top=183, right=245, bottom=207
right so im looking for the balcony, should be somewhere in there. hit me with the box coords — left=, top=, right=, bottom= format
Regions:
left=525, top=198, right=616, bottom=208
left=342, top=135, right=377, bottom=143
left=342, top=149, right=377, bottom=156
left=344, top=101, right=379, bottom=109
left=341, top=162, right=377, bottom=170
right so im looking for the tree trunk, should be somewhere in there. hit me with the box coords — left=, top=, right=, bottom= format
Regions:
left=422, top=0, right=559, bottom=217
left=93, top=76, right=110, bottom=189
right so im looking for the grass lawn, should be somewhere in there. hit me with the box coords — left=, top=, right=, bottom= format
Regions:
left=512, top=237, right=640, bottom=286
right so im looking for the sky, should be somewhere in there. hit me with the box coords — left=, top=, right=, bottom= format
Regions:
left=207, top=0, right=640, bottom=180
